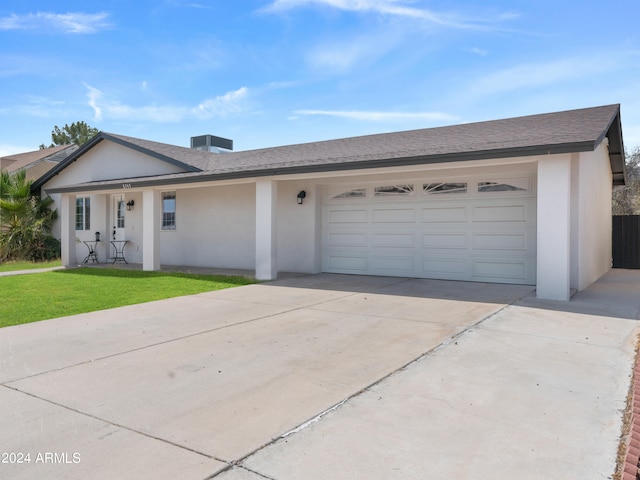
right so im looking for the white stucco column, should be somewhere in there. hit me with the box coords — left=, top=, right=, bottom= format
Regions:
left=142, top=189, right=161, bottom=271
left=537, top=156, right=572, bottom=301
left=255, top=179, right=278, bottom=280
left=60, top=193, right=76, bottom=267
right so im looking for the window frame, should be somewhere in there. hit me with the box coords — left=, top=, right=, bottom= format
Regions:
left=75, top=196, right=90, bottom=231
left=161, top=191, right=176, bottom=231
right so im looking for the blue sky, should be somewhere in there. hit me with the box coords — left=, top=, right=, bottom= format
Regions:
left=1, top=0, right=639, bottom=156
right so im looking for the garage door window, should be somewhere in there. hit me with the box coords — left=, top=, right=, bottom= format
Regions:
left=374, top=184, right=414, bottom=196
left=423, top=182, right=467, bottom=194
left=332, top=188, right=367, bottom=199
left=478, top=178, right=529, bottom=192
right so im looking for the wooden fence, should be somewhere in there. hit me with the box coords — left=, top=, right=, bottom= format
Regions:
left=613, top=215, right=640, bottom=269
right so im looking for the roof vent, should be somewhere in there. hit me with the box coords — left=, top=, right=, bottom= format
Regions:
left=190, top=134, right=233, bottom=153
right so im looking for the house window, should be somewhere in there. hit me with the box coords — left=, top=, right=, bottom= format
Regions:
left=374, top=185, right=414, bottom=196
left=162, top=192, right=176, bottom=230
left=75, top=196, right=90, bottom=230
left=478, top=179, right=529, bottom=192
left=423, top=182, right=467, bottom=194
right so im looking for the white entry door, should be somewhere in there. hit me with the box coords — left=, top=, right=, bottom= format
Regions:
left=321, top=174, right=537, bottom=285
left=112, top=194, right=126, bottom=241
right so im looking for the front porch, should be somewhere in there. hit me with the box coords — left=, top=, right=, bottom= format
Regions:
left=57, top=178, right=317, bottom=281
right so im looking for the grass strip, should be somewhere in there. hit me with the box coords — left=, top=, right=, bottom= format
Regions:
left=0, top=267, right=254, bottom=328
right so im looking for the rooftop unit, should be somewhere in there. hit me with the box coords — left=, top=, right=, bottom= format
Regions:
left=190, top=134, right=233, bottom=153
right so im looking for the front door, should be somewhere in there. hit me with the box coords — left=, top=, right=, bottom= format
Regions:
left=112, top=194, right=126, bottom=241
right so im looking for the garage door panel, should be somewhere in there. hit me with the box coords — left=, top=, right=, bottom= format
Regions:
left=421, top=256, right=469, bottom=276
left=328, top=232, right=368, bottom=247
left=472, top=233, right=527, bottom=251
left=328, top=209, right=368, bottom=223
left=422, top=233, right=468, bottom=249
left=371, top=256, right=415, bottom=275
left=421, top=206, right=468, bottom=223
left=471, top=257, right=533, bottom=282
left=372, top=208, right=416, bottom=223
left=325, top=253, right=368, bottom=273
left=472, top=204, right=527, bottom=223
left=372, top=232, right=415, bottom=247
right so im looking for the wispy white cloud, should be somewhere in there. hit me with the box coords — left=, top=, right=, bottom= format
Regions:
left=3, top=95, right=69, bottom=119
left=469, top=47, right=488, bottom=56
left=85, top=84, right=104, bottom=121
left=262, top=0, right=517, bottom=30
left=0, top=12, right=112, bottom=34
left=84, top=85, right=250, bottom=123
left=294, top=109, right=456, bottom=122
left=306, top=37, right=386, bottom=73
left=469, top=56, right=614, bottom=97
left=193, top=87, right=249, bottom=118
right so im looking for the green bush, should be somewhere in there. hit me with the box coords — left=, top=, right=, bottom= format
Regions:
left=26, top=235, right=61, bottom=262
left=0, top=169, right=58, bottom=262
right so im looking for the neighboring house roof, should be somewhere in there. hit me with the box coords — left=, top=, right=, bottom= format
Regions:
left=1, top=145, right=78, bottom=175
left=38, top=104, right=627, bottom=194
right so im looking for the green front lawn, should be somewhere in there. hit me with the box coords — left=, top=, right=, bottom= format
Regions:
left=0, top=267, right=255, bottom=328
left=0, top=259, right=62, bottom=272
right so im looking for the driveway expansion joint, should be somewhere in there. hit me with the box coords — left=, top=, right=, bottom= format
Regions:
left=206, top=465, right=277, bottom=480
left=0, top=383, right=225, bottom=464
left=1, top=298, right=338, bottom=384
left=230, top=293, right=525, bottom=475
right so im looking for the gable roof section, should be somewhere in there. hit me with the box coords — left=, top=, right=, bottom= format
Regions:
left=33, top=132, right=211, bottom=190
left=41, top=104, right=627, bottom=193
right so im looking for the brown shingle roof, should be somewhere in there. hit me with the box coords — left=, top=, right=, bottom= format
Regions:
left=38, top=104, right=626, bottom=193
left=195, top=103, right=622, bottom=171
left=103, top=133, right=217, bottom=171
left=1, top=145, right=76, bottom=172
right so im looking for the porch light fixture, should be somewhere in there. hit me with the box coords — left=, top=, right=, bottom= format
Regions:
left=126, top=200, right=135, bottom=211
left=297, top=191, right=306, bottom=205
left=95, top=232, right=101, bottom=242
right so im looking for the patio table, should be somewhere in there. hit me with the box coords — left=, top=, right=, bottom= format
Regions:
left=82, top=240, right=100, bottom=264
left=109, top=240, right=129, bottom=264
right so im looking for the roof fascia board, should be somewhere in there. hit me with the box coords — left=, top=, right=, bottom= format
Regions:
left=44, top=141, right=597, bottom=194
left=604, top=110, right=626, bottom=186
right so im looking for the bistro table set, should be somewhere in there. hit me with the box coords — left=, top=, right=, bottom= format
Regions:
left=81, top=232, right=129, bottom=264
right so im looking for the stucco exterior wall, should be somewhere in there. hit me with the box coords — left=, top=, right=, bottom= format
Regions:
left=158, top=184, right=256, bottom=269
left=276, top=181, right=321, bottom=273
left=574, top=143, right=613, bottom=290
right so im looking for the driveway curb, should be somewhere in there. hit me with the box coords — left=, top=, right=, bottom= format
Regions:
left=619, top=338, right=640, bottom=480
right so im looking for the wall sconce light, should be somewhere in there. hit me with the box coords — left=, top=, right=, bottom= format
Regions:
left=95, top=231, right=101, bottom=242
left=297, top=191, right=306, bottom=205
left=126, top=200, right=135, bottom=211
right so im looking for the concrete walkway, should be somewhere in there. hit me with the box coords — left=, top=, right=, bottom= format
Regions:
left=0, top=271, right=638, bottom=479
left=0, top=265, right=66, bottom=276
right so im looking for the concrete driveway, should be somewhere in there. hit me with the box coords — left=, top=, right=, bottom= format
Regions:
left=1, top=271, right=639, bottom=479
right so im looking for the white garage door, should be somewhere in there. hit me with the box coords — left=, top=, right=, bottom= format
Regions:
left=321, top=175, right=537, bottom=285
